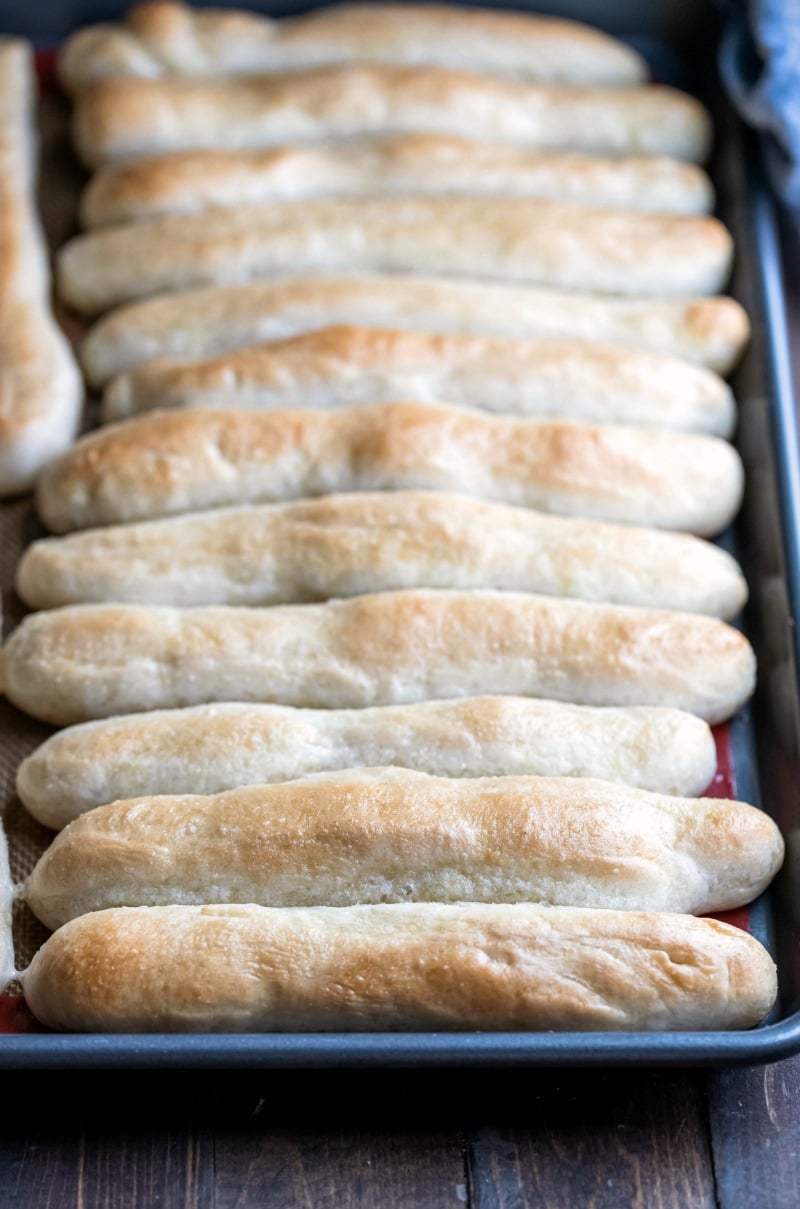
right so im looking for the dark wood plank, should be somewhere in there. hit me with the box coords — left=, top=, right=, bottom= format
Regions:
left=0, top=1074, right=216, bottom=1209
left=214, top=1126, right=466, bottom=1209
left=0, top=1131, right=86, bottom=1209
left=708, top=1055, right=800, bottom=1209
left=210, top=1070, right=467, bottom=1209
left=465, top=1071, right=717, bottom=1209
left=0, top=1125, right=214, bottom=1209
left=0, top=1068, right=724, bottom=1209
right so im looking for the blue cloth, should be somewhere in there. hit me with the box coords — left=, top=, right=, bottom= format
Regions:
left=720, top=0, right=800, bottom=209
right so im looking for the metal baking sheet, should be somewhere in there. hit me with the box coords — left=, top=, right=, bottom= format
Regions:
left=1, top=1, right=799, bottom=1067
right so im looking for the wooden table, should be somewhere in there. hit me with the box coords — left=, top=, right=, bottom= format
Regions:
left=1, top=1060, right=798, bottom=1206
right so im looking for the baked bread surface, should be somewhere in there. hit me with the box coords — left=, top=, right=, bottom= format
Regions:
left=0, top=592, right=756, bottom=725
left=33, top=403, right=745, bottom=536
left=21, top=902, right=778, bottom=1032
left=59, top=1, right=647, bottom=91
left=0, top=40, right=82, bottom=496
left=16, top=697, right=719, bottom=828
left=71, top=69, right=709, bottom=168
left=81, top=140, right=713, bottom=228
left=101, top=325, right=735, bottom=437
left=24, top=767, right=784, bottom=929
left=17, top=491, right=748, bottom=615
left=17, top=7, right=776, bottom=1044
left=57, top=198, right=733, bottom=314
left=80, top=276, right=751, bottom=386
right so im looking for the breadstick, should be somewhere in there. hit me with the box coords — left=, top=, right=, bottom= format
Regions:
left=57, top=199, right=733, bottom=314
left=16, top=698, right=719, bottom=829
left=0, top=591, right=756, bottom=726
left=80, top=276, right=751, bottom=387
left=0, top=825, right=14, bottom=993
left=0, top=40, right=82, bottom=496
left=81, top=140, right=713, bottom=229
left=101, top=326, right=736, bottom=436
left=21, top=903, right=778, bottom=1032
left=17, top=491, right=748, bottom=616
left=33, top=403, right=744, bottom=536
left=24, top=767, right=784, bottom=930
left=71, top=70, right=710, bottom=169
left=58, top=1, right=647, bottom=93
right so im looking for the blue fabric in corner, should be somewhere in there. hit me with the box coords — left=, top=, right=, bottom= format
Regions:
left=720, top=0, right=800, bottom=209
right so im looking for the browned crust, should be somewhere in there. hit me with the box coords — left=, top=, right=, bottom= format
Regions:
left=34, top=403, right=744, bottom=536
left=56, top=198, right=733, bottom=315
left=24, top=769, right=784, bottom=930
left=71, top=70, right=710, bottom=169
left=22, top=903, right=778, bottom=1033
left=0, top=40, right=82, bottom=496
left=59, top=2, right=647, bottom=94
left=0, top=591, right=756, bottom=726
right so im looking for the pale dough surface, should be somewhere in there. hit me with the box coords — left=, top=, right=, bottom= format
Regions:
left=80, top=275, right=751, bottom=386
left=17, top=697, right=719, bottom=829
left=59, top=1, right=648, bottom=92
left=34, top=403, right=745, bottom=537
left=71, top=68, right=711, bottom=169
left=17, top=491, right=748, bottom=615
left=0, top=591, right=756, bottom=726
left=57, top=198, right=733, bottom=315
left=101, top=325, right=735, bottom=437
left=81, top=139, right=713, bottom=229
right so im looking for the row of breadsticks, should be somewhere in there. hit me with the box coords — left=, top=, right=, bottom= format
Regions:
left=3, top=1, right=783, bottom=1035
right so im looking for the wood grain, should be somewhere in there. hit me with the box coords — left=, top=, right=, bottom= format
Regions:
left=708, top=1057, right=800, bottom=1209
left=212, top=1071, right=465, bottom=1208
left=464, top=1071, right=717, bottom=1209
left=214, top=1127, right=466, bottom=1209
left=0, top=1121, right=214, bottom=1209
left=9, top=1064, right=800, bottom=1208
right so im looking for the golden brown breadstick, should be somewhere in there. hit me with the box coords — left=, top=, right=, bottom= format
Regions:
left=0, top=591, right=756, bottom=726
left=23, top=767, right=784, bottom=930
left=21, top=903, right=778, bottom=1032
left=56, top=199, right=733, bottom=314
left=80, top=276, right=751, bottom=387
left=58, top=1, right=647, bottom=93
left=81, top=140, right=713, bottom=229
left=16, top=698, right=720, bottom=829
left=33, top=404, right=744, bottom=536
